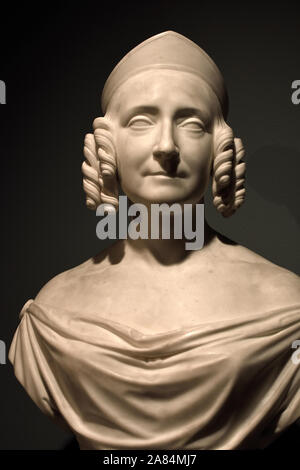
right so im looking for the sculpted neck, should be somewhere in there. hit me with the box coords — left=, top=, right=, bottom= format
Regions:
left=125, top=216, right=217, bottom=267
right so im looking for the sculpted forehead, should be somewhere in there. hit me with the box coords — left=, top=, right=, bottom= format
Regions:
left=106, top=69, right=219, bottom=120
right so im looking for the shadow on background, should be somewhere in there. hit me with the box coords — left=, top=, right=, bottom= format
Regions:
left=265, top=422, right=300, bottom=450
left=205, top=142, right=300, bottom=274
left=246, top=145, right=300, bottom=224
left=63, top=437, right=80, bottom=450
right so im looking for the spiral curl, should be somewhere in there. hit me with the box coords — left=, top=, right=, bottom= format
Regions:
left=82, top=117, right=119, bottom=211
left=212, top=120, right=246, bottom=217
left=82, top=115, right=246, bottom=217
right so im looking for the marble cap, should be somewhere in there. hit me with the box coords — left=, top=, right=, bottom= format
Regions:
left=101, top=30, right=228, bottom=117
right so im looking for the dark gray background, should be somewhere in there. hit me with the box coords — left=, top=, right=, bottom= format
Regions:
left=0, top=0, right=299, bottom=450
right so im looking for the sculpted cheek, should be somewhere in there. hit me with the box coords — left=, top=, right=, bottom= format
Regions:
left=188, top=143, right=213, bottom=171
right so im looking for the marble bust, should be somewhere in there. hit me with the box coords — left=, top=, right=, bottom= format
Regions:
left=9, top=31, right=300, bottom=450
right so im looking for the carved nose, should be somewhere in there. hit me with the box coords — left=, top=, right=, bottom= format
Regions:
left=153, top=123, right=179, bottom=161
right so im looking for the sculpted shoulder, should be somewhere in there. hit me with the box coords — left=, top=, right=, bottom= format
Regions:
left=255, top=261, right=300, bottom=307
left=216, top=238, right=300, bottom=309
left=34, top=236, right=300, bottom=317
left=34, top=242, right=124, bottom=311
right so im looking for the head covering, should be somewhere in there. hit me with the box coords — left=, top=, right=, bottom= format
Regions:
left=101, top=30, right=228, bottom=117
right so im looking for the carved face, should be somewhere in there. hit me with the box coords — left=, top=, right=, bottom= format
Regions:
left=106, top=69, right=219, bottom=206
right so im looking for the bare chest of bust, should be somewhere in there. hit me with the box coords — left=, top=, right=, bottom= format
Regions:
left=62, top=260, right=267, bottom=334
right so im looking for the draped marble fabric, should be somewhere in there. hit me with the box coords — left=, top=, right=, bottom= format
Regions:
left=9, top=299, right=300, bottom=449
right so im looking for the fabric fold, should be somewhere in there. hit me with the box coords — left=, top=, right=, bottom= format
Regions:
left=9, top=299, right=300, bottom=449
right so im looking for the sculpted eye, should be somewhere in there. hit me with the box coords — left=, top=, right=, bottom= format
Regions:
left=128, top=116, right=154, bottom=128
left=178, top=118, right=205, bottom=131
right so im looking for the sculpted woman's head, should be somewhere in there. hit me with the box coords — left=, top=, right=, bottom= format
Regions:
left=82, top=31, right=246, bottom=217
